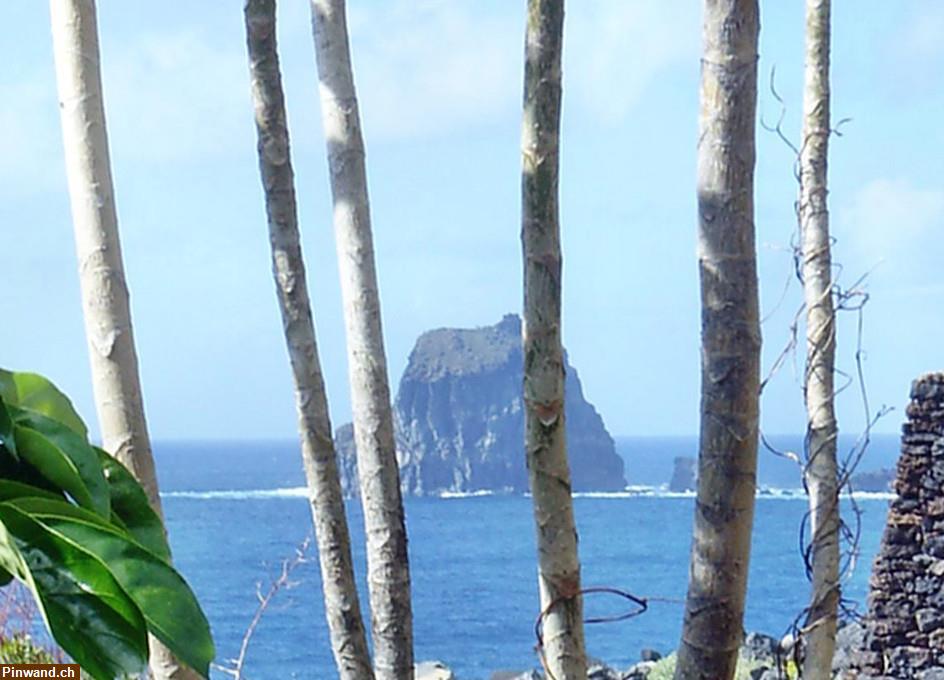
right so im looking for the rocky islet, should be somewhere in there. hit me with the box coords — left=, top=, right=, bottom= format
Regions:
left=335, top=314, right=626, bottom=496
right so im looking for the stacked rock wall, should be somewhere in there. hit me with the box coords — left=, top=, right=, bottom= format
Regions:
left=856, top=373, right=944, bottom=679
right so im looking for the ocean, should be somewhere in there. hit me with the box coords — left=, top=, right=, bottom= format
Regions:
left=152, top=435, right=899, bottom=679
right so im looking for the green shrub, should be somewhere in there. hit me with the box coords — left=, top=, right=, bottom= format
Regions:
left=0, top=633, right=56, bottom=663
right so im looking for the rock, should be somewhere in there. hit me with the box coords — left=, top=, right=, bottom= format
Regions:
left=621, top=661, right=656, bottom=679
left=778, top=632, right=796, bottom=657
left=849, top=468, right=896, bottom=493
left=888, top=645, right=931, bottom=671
left=668, top=456, right=696, bottom=492
left=752, top=670, right=780, bottom=680
left=740, top=631, right=780, bottom=665
left=833, top=620, right=866, bottom=674
left=334, top=423, right=359, bottom=497
left=336, top=314, right=626, bottom=495
left=587, top=662, right=621, bottom=679
left=928, top=536, right=944, bottom=559
left=415, top=660, right=455, bottom=680
left=639, top=648, right=662, bottom=662
left=916, top=608, right=944, bottom=633
left=489, top=672, right=541, bottom=680
left=834, top=671, right=860, bottom=680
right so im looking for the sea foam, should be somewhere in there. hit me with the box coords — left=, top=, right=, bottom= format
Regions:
left=160, top=486, right=895, bottom=501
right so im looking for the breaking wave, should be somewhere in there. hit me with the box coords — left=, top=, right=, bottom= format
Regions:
left=162, top=487, right=309, bottom=500
left=161, top=486, right=895, bottom=502
left=438, top=489, right=498, bottom=499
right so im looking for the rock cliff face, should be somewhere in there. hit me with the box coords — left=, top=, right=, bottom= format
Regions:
left=849, top=467, right=896, bottom=493
left=668, top=456, right=697, bottom=492
left=336, top=314, right=626, bottom=496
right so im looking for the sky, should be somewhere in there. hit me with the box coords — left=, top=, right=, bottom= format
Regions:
left=1, top=1, right=942, bottom=442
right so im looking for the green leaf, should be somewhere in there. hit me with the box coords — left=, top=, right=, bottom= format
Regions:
left=0, top=480, right=63, bottom=503
left=96, top=447, right=171, bottom=562
left=12, top=409, right=110, bottom=517
left=13, top=498, right=214, bottom=677
left=0, top=370, right=15, bottom=405
left=0, top=518, right=28, bottom=583
left=0, top=394, right=16, bottom=460
left=0, top=445, right=63, bottom=497
left=0, top=369, right=88, bottom=439
left=0, top=502, right=149, bottom=680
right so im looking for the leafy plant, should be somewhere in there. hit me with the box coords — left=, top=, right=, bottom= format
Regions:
left=0, top=369, right=214, bottom=679
left=0, top=633, right=57, bottom=664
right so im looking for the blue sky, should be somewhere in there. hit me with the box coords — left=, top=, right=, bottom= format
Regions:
left=2, top=1, right=941, bottom=441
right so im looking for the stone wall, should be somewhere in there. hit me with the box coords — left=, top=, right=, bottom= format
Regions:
left=855, top=372, right=944, bottom=679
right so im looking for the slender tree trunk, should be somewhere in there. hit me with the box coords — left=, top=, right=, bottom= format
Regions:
left=799, top=1, right=840, bottom=677
left=675, top=2, right=761, bottom=679
left=308, top=3, right=413, bottom=678
left=48, top=1, right=198, bottom=678
left=244, top=3, right=374, bottom=678
left=521, top=2, right=587, bottom=679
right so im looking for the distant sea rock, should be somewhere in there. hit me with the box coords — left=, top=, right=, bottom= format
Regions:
left=668, top=456, right=697, bottom=492
left=335, top=314, right=626, bottom=496
left=848, top=467, right=895, bottom=493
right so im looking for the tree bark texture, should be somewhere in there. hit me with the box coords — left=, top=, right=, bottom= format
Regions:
left=799, top=1, right=840, bottom=678
left=521, top=2, right=588, bottom=679
left=675, top=2, right=761, bottom=679
left=48, top=1, right=198, bottom=678
left=244, top=3, right=374, bottom=678
left=308, top=2, right=414, bottom=678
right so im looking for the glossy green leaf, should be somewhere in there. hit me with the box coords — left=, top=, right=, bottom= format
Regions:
left=0, top=371, right=15, bottom=406
left=0, top=480, right=63, bottom=503
left=0, top=502, right=149, bottom=680
left=96, top=447, right=171, bottom=562
left=12, top=408, right=109, bottom=517
left=14, top=498, right=213, bottom=677
left=0, top=444, right=63, bottom=497
left=0, top=370, right=214, bottom=677
left=0, top=394, right=16, bottom=460
left=0, top=369, right=88, bottom=439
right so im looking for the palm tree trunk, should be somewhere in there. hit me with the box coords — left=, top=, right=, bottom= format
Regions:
left=244, top=2, right=374, bottom=678
left=799, top=2, right=840, bottom=677
left=521, top=2, right=588, bottom=679
left=48, top=1, right=198, bottom=678
left=308, top=2, right=413, bottom=678
left=674, top=2, right=761, bottom=679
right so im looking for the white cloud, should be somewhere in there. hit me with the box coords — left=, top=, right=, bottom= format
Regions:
left=565, top=0, right=700, bottom=123
left=839, top=178, right=944, bottom=275
left=343, top=0, right=699, bottom=140
left=0, top=27, right=253, bottom=187
left=346, top=1, right=521, bottom=140
left=0, top=0, right=702, bottom=182
left=102, top=30, right=253, bottom=163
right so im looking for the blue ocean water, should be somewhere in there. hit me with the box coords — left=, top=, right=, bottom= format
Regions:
left=153, top=437, right=896, bottom=679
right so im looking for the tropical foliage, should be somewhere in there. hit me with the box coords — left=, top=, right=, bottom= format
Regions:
left=0, top=369, right=214, bottom=679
